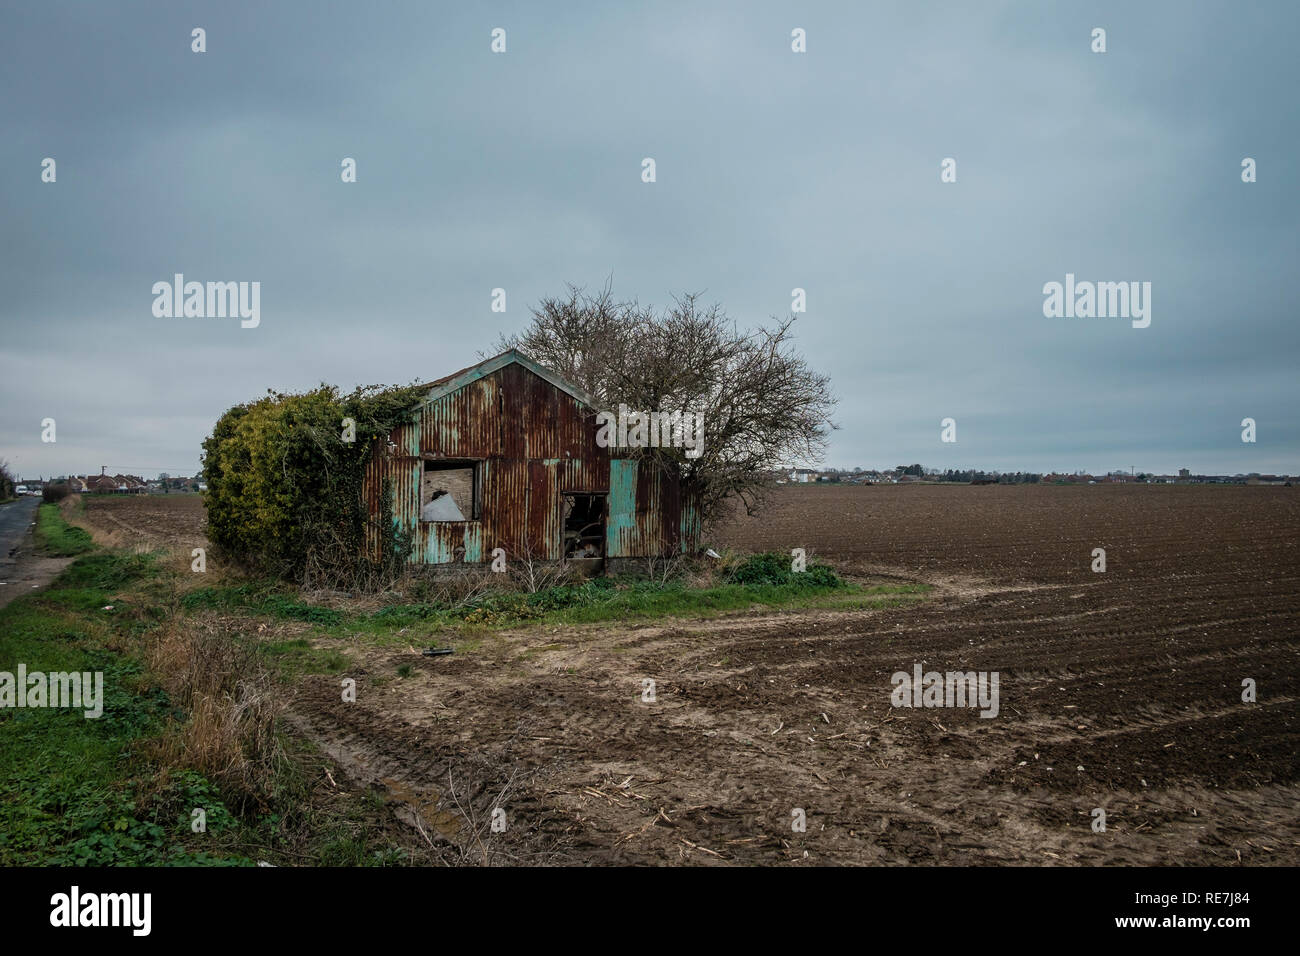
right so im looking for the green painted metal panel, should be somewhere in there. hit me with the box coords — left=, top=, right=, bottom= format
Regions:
left=463, top=523, right=484, bottom=563
left=607, top=459, right=637, bottom=557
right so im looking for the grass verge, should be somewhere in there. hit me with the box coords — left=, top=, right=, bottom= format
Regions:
left=33, top=502, right=95, bottom=556
left=0, top=535, right=429, bottom=865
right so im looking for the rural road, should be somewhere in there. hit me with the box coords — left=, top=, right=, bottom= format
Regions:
left=0, top=497, right=39, bottom=558
left=0, top=497, right=68, bottom=610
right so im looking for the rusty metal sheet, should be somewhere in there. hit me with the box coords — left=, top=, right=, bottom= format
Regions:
left=364, top=359, right=700, bottom=565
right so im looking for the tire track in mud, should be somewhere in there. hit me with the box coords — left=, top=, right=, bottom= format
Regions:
left=286, top=684, right=579, bottom=864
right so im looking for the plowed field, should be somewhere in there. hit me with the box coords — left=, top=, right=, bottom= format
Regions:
left=89, top=486, right=1300, bottom=864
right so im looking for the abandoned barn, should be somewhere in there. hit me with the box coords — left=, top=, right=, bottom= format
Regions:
left=361, top=350, right=701, bottom=569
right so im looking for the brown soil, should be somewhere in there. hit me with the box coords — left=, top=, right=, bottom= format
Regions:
left=89, top=486, right=1300, bottom=865
left=78, top=493, right=208, bottom=552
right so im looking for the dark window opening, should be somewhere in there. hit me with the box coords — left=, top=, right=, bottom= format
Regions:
left=421, top=459, right=480, bottom=522
left=563, top=493, right=606, bottom=559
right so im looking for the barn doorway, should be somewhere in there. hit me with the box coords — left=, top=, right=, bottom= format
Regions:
left=562, top=493, right=606, bottom=570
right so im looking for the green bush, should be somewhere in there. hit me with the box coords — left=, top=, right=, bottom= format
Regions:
left=201, top=383, right=426, bottom=586
left=727, top=552, right=844, bottom=589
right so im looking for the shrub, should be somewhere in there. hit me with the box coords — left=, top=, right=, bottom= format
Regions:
left=201, top=383, right=426, bottom=588
left=727, top=551, right=844, bottom=589
left=42, top=482, right=70, bottom=503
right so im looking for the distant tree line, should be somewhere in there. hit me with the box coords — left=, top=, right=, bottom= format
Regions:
left=817, top=465, right=1043, bottom=483
left=937, top=469, right=1042, bottom=484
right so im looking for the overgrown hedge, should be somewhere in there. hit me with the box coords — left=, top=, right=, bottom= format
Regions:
left=201, top=383, right=427, bottom=586
left=42, top=481, right=70, bottom=503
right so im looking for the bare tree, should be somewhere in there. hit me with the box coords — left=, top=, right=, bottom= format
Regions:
left=494, top=284, right=837, bottom=528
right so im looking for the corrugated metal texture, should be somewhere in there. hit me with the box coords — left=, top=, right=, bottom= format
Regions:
left=362, top=436, right=420, bottom=560
left=679, top=494, right=700, bottom=554
left=645, top=460, right=681, bottom=555
left=556, top=457, right=609, bottom=493
left=497, top=363, right=592, bottom=460
left=525, top=460, right=560, bottom=559
left=606, top=459, right=637, bottom=558
left=420, top=373, right=501, bottom=458
left=415, top=363, right=599, bottom=462
left=363, top=358, right=702, bottom=565
left=483, top=458, right=528, bottom=560
left=607, top=459, right=691, bottom=558
left=635, top=460, right=663, bottom=557
left=423, top=521, right=483, bottom=564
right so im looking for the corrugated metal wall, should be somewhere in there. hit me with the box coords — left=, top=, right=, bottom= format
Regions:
left=363, top=361, right=699, bottom=565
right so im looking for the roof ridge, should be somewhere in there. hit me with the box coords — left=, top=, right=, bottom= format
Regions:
left=417, top=349, right=600, bottom=409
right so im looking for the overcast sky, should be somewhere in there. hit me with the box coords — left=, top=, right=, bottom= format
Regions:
left=2, top=0, right=1296, bottom=479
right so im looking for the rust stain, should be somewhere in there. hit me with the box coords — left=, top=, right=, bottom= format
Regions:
left=364, top=356, right=698, bottom=565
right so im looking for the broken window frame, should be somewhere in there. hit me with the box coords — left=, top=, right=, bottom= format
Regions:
left=420, top=458, right=482, bottom=522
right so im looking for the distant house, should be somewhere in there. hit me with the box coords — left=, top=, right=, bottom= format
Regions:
left=113, top=474, right=148, bottom=494
left=85, top=473, right=121, bottom=493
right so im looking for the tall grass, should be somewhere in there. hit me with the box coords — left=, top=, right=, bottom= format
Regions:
left=144, top=618, right=286, bottom=812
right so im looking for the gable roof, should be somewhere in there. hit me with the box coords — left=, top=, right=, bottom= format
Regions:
left=418, top=349, right=601, bottom=410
